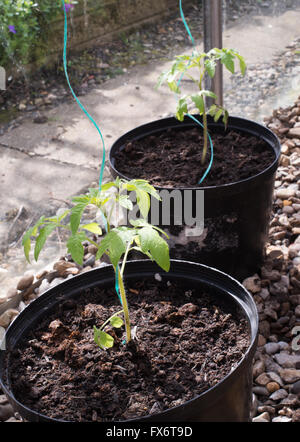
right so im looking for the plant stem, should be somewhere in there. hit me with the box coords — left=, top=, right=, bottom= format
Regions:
left=199, top=74, right=208, bottom=165
left=100, top=309, right=124, bottom=331
left=201, top=107, right=208, bottom=165
left=120, top=243, right=131, bottom=277
left=117, top=266, right=131, bottom=343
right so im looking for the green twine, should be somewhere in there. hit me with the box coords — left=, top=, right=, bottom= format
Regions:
left=178, top=0, right=214, bottom=185
left=61, top=0, right=121, bottom=303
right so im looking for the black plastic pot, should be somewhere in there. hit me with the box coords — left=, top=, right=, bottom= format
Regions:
left=0, top=260, right=258, bottom=422
left=109, top=116, right=281, bottom=280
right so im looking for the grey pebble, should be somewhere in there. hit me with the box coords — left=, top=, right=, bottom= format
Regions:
left=269, top=389, right=288, bottom=401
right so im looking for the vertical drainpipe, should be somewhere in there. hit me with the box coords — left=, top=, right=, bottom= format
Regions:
left=203, top=0, right=223, bottom=107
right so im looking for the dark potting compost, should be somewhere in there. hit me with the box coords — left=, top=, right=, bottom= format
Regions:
left=6, top=278, right=250, bottom=422
left=114, top=127, right=275, bottom=188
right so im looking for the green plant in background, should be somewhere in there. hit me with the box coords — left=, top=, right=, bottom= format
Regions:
left=157, top=48, right=246, bottom=163
left=22, top=177, right=170, bottom=348
left=0, top=0, right=73, bottom=68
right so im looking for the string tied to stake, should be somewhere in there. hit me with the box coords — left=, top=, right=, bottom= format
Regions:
left=178, top=0, right=214, bottom=185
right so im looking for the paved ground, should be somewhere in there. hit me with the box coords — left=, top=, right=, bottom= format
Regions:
left=1, top=6, right=300, bottom=292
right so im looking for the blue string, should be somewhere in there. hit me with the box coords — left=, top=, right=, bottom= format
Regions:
left=61, top=0, right=106, bottom=191
left=178, top=0, right=214, bottom=185
left=61, top=0, right=122, bottom=303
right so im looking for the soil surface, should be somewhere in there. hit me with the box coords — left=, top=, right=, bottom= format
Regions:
left=114, top=126, right=275, bottom=187
left=7, top=277, right=250, bottom=422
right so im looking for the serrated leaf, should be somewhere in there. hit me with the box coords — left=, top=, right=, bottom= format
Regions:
left=136, top=189, right=150, bottom=218
left=176, top=97, right=188, bottom=121
left=191, top=94, right=204, bottom=114
left=93, top=326, right=114, bottom=349
left=72, top=195, right=90, bottom=204
left=66, top=233, right=86, bottom=265
left=22, top=217, right=46, bottom=262
left=214, top=108, right=224, bottom=122
left=34, top=224, right=57, bottom=262
left=110, top=316, right=124, bottom=328
left=70, top=202, right=88, bottom=235
left=220, top=51, right=235, bottom=74
left=167, top=80, right=180, bottom=94
left=200, top=90, right=217, bottom=99
left=96, top=230, right=126, bottom=267
left=129, top=219, right=169, bottom=238
left=99, top=181, right=117, bottom=192
left=81, top=223, right=102, bottom=235
left=23, top=237, right=31, bottom=263
left=205, top=58, right=216, bottom=78
left=118, top=194, right=133, bottom=211
left=138, top=227, right=170, bottom=272
left=236, top=53, right=247, bottom=75
left=122, top=180, right=160, bottom=200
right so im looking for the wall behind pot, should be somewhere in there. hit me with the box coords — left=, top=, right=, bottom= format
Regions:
left=32, top=0, right=195, bottom=70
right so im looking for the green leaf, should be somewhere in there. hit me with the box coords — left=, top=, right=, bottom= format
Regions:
left=200, top=90, right=217, bottom=99
left=222, top=109, right=229, bottom=128
left=34, top=224, right=57, bottom=262
left=99, top=181, right=117, bottom=192
left=191, top=94, right=204, bottom=114
left=23, top=237, right=31, bottom=263
left=220, top=51, right=235, bottom=74
left=96, top=230, right=126, bottom=267
left=81, top=223, right=102, bottom=235
left=176, top=97, right=188, bottom=121
left=122, top=179, right=160, bottom=200
left=93, top=326, right=114, bottom=349
left=66, top=233, right=86, bottom=265
left=234, top=52, right=247, bottom=75
left=167, top=80, right=180, bottom=94
left=72, top=195, right=90, bottom=204
left=138, top=227, right=170, bottom=272
left=214, top=108, right=224, bottom=122
left=22, top=216, right=46, bottom=262
left=110, top=316, right=124, bottom=328
left=136, top=189, right=150, bottom=218
left=204, top=58, right=216, bottom=78
left=70, top=202, right=88, bottom=235
left=118, top=194, right=133, bottom=211
left=129, top=218, right=169, bottom=238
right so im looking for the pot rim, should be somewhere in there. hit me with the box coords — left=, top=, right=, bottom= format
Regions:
left=0, top=259, right=258, bottom=422
left=109, top=115, right=281, bottom=192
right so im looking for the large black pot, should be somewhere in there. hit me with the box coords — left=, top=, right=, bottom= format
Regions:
left=0, top=260, right=258, bottom=422
left=109, top=116, right=281, bottom=280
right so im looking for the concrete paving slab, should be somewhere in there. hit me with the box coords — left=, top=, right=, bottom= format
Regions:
left=0, top=143, right=99, bottom=213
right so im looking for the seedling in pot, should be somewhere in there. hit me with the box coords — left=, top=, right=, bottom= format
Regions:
left=22, top=177, right=170, bottom=348
left=157, top=48, right=246, bottom=164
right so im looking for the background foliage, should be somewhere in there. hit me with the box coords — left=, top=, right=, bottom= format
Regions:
left=0, top=0, right=65, bottom=68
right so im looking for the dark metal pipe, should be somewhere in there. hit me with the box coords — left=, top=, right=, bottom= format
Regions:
left=203, top=0, right=223, bottom=106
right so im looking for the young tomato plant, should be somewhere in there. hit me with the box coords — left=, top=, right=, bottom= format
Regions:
left=22, top=177, right=170, bottom=349
left=157, top=48, right=246, bottom=163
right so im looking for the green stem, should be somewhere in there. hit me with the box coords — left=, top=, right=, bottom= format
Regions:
left=100, top=309, right=124, bottom=331
left=117, top=266, right=131, bottom=343
left=120, top=243, right=131, bottom=277
left=199, top=75, right=208, bottom=165
left=201, top=108, right=208, bottom=165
